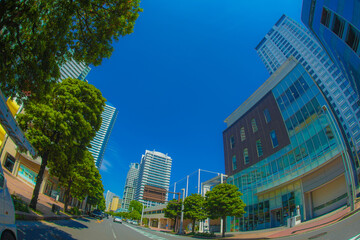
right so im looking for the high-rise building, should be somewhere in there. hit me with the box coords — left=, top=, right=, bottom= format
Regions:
left=302, top=0, right=360, bottom=97
left=59, top=58, right=91, bottom=81
left=135, top=150, right=172, bottom=207
left=110, top=196, right=122, bottom=212
left=223, top=57, right=356, bottom=231
left=89, top=103, right=118, bottom=169
left=105, top=190, right=116, bottom=211
left=122, top=163, right=140, bottom=210
left=255, top=15, right=360, bottom=156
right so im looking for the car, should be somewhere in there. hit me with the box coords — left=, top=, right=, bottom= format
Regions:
left=0, top=166, right=17, bottom=240
left=113, top=217, right=122, bottom=224
left=90, top=210, right=103, bottom=220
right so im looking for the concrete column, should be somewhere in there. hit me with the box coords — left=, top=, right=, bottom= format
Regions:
left=39, top=172, right=49, bottom=194
left=12, top=154, right=21, bottom=176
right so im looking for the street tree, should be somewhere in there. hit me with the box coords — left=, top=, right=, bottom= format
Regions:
left=184, top=193, right=207, bottom=233
left=17, top=78, right=105, bottom=210
left=0, top=0, right=142, bottom=102
left=164, top=199, right=181, bottom=231
left=129, top=200, right=143, bottom=215
left=205, top=183, right=246, bottom=238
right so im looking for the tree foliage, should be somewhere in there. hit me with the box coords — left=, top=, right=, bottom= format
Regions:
left=205, top=183, right=246, bottom=237
left=129, top=200, right=143, bottom=215
left=17, top=78, right=105, bottom=210
left=0, top=0, right=142, bottom=101
left=184, top=194, right=207, bottom=233
left=164, top=199, right=181, bottom=231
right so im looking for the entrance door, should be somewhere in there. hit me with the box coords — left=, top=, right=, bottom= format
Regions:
left=270, top=209, right=282, bottom=228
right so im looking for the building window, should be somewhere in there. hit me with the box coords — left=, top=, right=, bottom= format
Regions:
left=345, top=25, right=359, bottom=52
left=270, top=130, right=279, bottom=148
left=230, top=136, right=235, bottom=149
left=251, top=119, right=258, bottom=133
left=332, top=14, right=345, bottom=38
left=320, top=8, right=331, bottom=27
left=243, top=148, right=249, bottom=164
left=256, top=139, right=263, bottom=157
left=232, top=155, right=237, bottom=170
left=264, top=109, right=271, bottom=123
left=240, top=127, right=246, bottom=141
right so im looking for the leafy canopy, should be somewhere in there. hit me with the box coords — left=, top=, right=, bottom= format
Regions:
left=184, top=193, right=207, bottom=221
left=164, top=199, right=181, bottom=220
left=0, top=0, right=142, bottom=101
left=129, top=200, right=143, bottom=215
left=205, top=183, right=246, bottom=219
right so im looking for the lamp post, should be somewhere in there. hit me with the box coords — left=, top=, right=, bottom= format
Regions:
left=179, top=188, right=185, bottom=234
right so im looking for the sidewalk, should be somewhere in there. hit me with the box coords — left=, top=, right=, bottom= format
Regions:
left=220, top=200, right=360, bottom=239
left=4, top=168, right=77, bottom=221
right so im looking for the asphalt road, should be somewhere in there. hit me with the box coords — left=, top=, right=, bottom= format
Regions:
left=16, top=217, right=195, bottom=240
left=280, top=209, right=360, bottom=240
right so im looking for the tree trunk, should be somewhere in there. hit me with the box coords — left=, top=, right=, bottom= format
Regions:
left=173, top=217, right=177, bottom=232
left=64, top=179, right=73, bottom=212
left=192, top=219, right=195, bottom=233
left=222, top=216, right=226, bottom=238
left=29, top=152, right=48, bottom=210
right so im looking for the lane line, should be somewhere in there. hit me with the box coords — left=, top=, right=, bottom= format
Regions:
left=112, top=228, right=117, bottom=239
left=124, top=224, right=169, bottom=240
left=349, top=233, right=360, bottom=240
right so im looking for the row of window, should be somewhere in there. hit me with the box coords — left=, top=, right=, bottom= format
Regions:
left=229, top=109, right=272, bottom=150
left=321, top=7, right=359, bottom=53
left=231, top=130, right=279, bottom=170
left=144, top=210, right=164, bottom=215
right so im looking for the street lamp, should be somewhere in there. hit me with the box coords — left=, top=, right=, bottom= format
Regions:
left=179, top=188, right=185, bottom=234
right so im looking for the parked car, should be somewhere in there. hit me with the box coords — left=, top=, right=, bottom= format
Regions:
left=0, top=166, right=17, bottom=240
left=113, top=217, right=122, bottom=224
left=90, top=210, right=103, bottom=220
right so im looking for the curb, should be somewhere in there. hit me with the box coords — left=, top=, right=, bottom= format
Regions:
left=16, top=212, right=86, bottom=221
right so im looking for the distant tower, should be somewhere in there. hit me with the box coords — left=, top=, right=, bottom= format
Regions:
left=105, top=190, right=115, bottom=211
left=89, top=103, right=118, bottom=169
left=122, top=163, right=140, bottom=210
left=255, top=15, right=360, bottom=151
left=59, top=58, right=91, bottom=81
left=135, top=150, right=172, bottom=207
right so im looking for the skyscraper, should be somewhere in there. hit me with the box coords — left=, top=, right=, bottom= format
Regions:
left=135, top=150, right=172, bottom=207
left=302, top=0, right=360, bottom=97
left=89, top=103, right=118, bottom=169
left=105, top=190, right=116, bottom=211
left=255, top=15, right=360, bottom=155
left=59, top=58, right=91, bottom=81
left=122, top=163, right=140, bottom=210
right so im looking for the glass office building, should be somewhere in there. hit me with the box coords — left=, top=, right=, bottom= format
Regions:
left=255, top=15, right=360, bottom=155
left=59, top=58, right=91, bottom=81
left=223, top=58, right=354, bottom=232
left=302, top=0, right=360, bottom=99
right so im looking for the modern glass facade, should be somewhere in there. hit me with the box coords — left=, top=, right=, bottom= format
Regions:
left=122, top=163, right=140, bottom=210
left=302, top=0, right=360, bottom=99
left=255, top=15, right=360, bottom=155
left=224, top=59, right=351, bottom=232
left=135, top=150, right=172, bottom=207
left=59, top=58, right=91, bottom=81
left=89, top=103, right=118, bottom=169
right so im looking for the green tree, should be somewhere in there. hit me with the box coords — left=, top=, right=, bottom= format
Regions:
left=129, top=210, right=141, bottom=220
left=184, top=194, right=207, bottom=233
left=205, top=183, right=246, bottom=238
left=0, top=0, right=142, bottom=102
left=129, top=200, right=143, bottom=214
left=164, top=199, right=181, bottom=232
left=17, top=78, right=105, bottom=210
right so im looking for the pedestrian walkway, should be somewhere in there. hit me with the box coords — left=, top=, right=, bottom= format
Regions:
left=220, top=200, right=360, bottom=239
left=4, top=168, right=67, bottom=219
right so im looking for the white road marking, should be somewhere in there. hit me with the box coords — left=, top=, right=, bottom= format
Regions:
left=124, top=224, right=169, bottom=240
left=349, top=233, right=360, bottom=240
left=112, top=228, right=117, bottom=239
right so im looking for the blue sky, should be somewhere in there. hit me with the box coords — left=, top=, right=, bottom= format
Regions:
left=87, top=0, right=303, bottom=198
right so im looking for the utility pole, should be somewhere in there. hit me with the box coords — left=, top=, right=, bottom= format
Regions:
left=179, top=188, right=185, bottom=234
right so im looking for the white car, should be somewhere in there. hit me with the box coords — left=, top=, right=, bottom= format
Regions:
left=113, top=217, right=122, bottom=224
left=0, top=167, right=17, bottom=240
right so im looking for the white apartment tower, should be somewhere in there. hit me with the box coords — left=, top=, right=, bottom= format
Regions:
left=122, top=163, right=140, bottom=210
left=89, top=103, right=118, bottom=169
left=135, top=150, right=172, bottom=207
left=255, top=15, right=360, bottom=153
left=59, top=59, right=91, bottom=81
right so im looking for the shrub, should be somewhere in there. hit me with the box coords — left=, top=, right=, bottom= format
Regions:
left=69, top=207, right=81, bottom=215
left=11, top=194, right=30, bottom=213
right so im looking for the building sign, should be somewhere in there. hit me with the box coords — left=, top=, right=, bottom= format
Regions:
left=18, top=165, right=37, bottom=186
left=143, top=185, right=167, bottom=203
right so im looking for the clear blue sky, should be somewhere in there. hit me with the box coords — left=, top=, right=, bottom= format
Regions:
left=87, top=0, right=303, bottom=198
